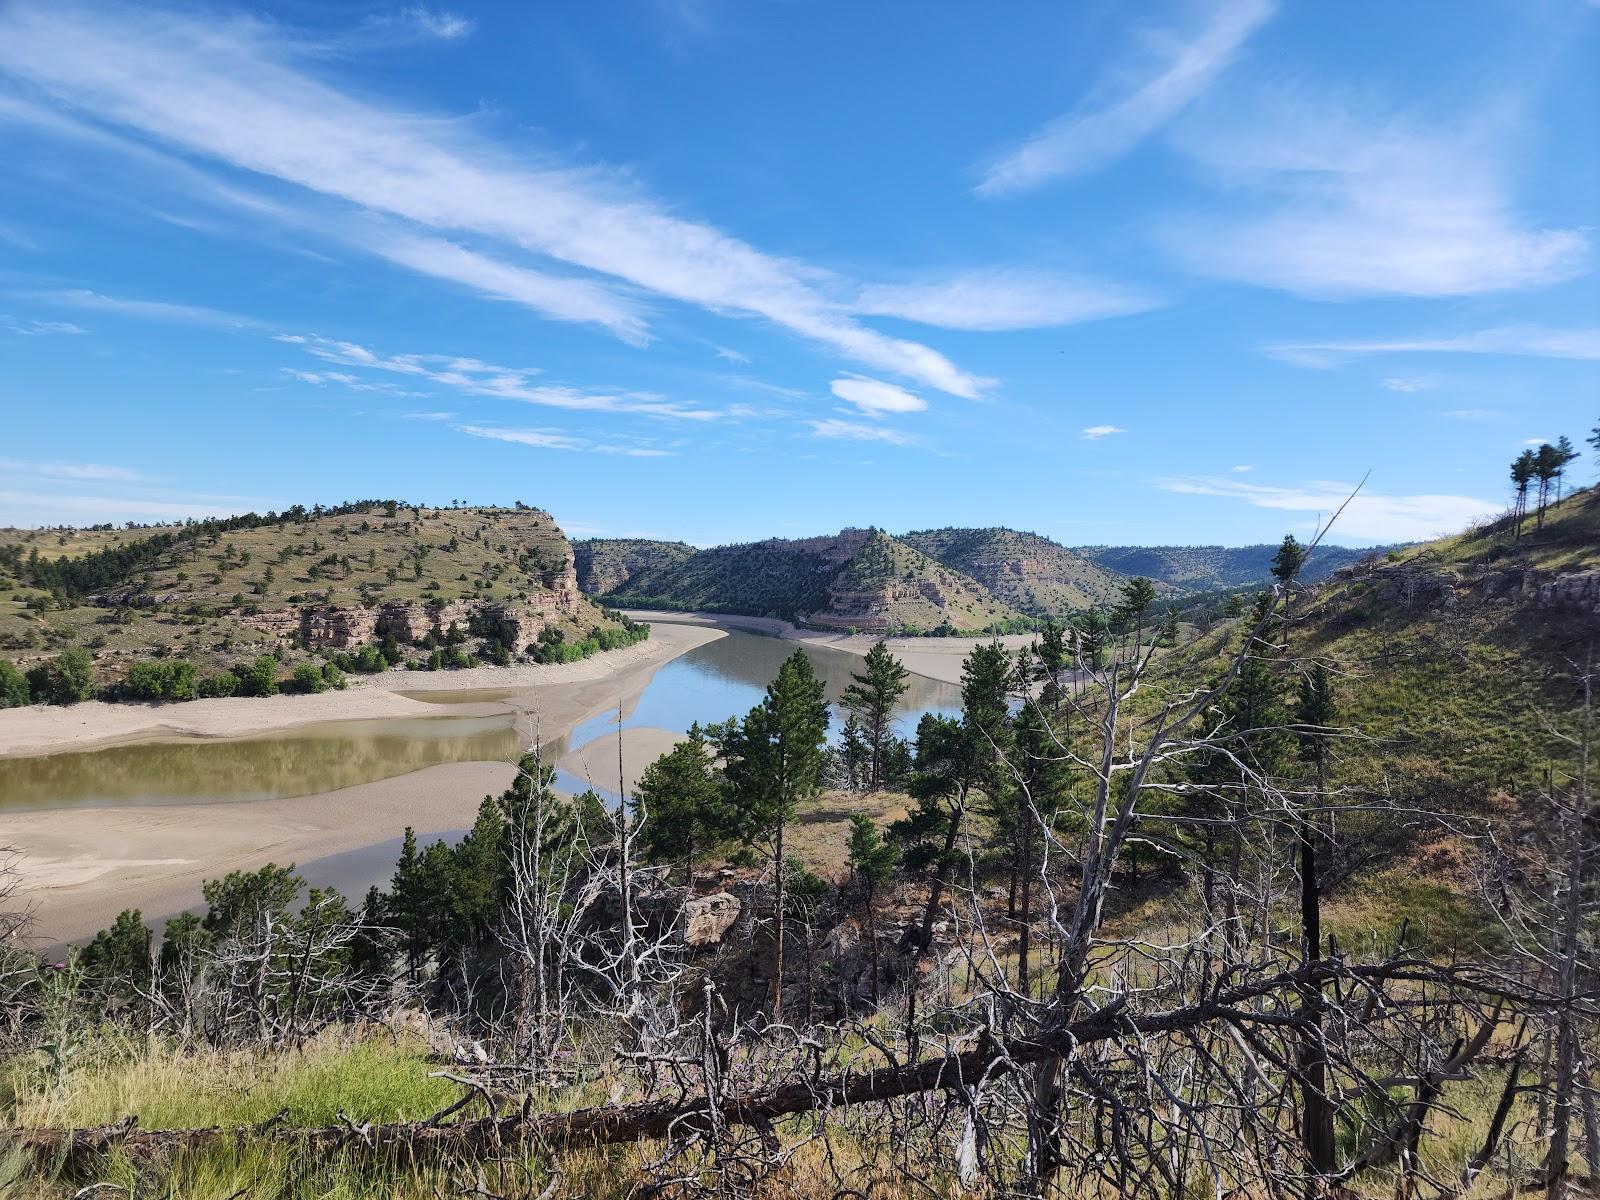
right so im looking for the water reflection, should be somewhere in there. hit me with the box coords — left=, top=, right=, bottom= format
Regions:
left=0, top=627, right=963, bottom=814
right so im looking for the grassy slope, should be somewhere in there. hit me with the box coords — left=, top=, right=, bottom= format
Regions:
left=1077, top=542, right=1390, bottom=591
left=0, top=504, right=619, bottom=675
left=899, top=526, right=1132, bottom=614
left=597, top=528, right=1027, bottom=632
left=571, top=538, right=695, bottom=596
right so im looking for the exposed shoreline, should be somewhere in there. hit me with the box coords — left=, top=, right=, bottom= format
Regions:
left=618, top=608, right=1038, bottom=686
left=4, top=620, right=724, bottom=944
left=0, top=622, right=719, bottom=760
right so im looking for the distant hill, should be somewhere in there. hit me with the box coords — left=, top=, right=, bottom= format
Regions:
left=0, top=503, right=626, bottom=679
left=1075, top=543, right=1392, bottom=592
left=899, top=527, right=1133, bottom=615
left=573, top=538, right=695, bottom=596
left=584, top=528, right=1029, bottom=633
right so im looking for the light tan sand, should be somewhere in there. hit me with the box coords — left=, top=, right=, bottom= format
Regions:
left=620, top=609, right=1036, bottom=686
left=0, top=621, right=721, bottom=758
left=10, top=761, right=518, bottom=946
left=5, top=621, right=725, bottom=944
left=557, top=725, right=687, bottom=798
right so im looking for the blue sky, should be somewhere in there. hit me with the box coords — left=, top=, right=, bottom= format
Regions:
left=1, top=0, right=1596, bottom=547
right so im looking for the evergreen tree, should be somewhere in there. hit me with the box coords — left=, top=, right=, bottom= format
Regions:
left=840, top=641, right=910, bottom=790
left=634, top=723, right=731, bottom=881
left=1510, top=450, right=1537, bottom=540
left=0, top=660, right=29, bottom=708
left=1115, top=576, right=1158, bottom=656
left=835, top=715, right=872, bottom=792
left=961, top=640, right=1017, bottom=908
left=80, top=909, right=153, bottom=1011
left=720, top=649, right=830, bottom=1019
left=845, top=814, right=898, bottom=1006
left=1270, top=534, right=1307, bottom=585
left=1037, top=620, right=1069, bottom=711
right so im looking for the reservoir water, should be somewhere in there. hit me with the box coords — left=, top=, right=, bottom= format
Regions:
left=0, top=626, right=962, bottom=813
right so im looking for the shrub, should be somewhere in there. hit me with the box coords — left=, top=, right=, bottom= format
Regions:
left=198, top=670, right=239, bottom=698
left=0, top=659, right=30, bottom=707
left=354, top=644, right=386, bottom=673
left=321, top=663, right=347, bottom=690
left=293, top=663, right=327, bottom=694
left=124, top=658, right=199, bottom=702
left=238, top=655, right=280, bottom=697
left=26, top=646, right=95, bottom=706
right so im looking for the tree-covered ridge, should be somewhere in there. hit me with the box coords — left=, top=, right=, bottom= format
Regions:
left=1074, top=540, right=1394, bottom=591
left=898, top=526, right=1133, bottom=614
left=588, top=527, right=1028, bottom=633
left=571, top=537, right=696, bottom=596
left=0, top=502, right=627, bottom=683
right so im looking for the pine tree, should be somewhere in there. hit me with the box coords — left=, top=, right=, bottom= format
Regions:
left=722, top=649, right=830, bottom=1019
left=845, top=814, right=897, bottom=1006
left=634, top=723, right=730, bottom=882
left=1270, top=534, right=1307, bottom=585
left=1292, top=660, right=1337, bottom=1177
left=840, top=641, right=910, bottom=791
left=1510, top=450, right=1537, bottom=540
left=1116, top=576, right=1158, bottom=657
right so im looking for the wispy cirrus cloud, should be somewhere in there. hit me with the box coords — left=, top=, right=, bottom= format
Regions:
left=0, top=2, right=992, bottom=397
left=1, top=316, right=86, bottom=336
left=1155, top=475, right=1498, bottom=542
left=280, top=334, right=720, bottom=420
left=807, top=418, right=917, bottom=446
left=1266, top=326, right=1600, bottom=368
left=829, top=375, right=926, bottom=417
left=1164, top=97, right=1588, bottom=298
left=23, top=288, right=266, bottom=330
left=458, top=424, right=675, bottom=457
left=852, top=268, right=1158, bottom=332
left=400, top=6, right=473, bottom=41
left=1081, top=424, right=1126, bottom=440
left=0, top=457, right=144, bottom=482
left=975, top=0, right=1273, bottom=195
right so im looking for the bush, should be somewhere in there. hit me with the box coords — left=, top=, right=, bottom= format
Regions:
left=238, top=655, right=280, bottom=697
left=354, top=644, right=387, bottom=673
left=0, top=659, right=30, bottom=707
left=321, top=663, right=347, bottom=690
left=292, top=663, right=327, bottom=694
left=198, top=670, right=239, bottom=698
left=123, top=658, right=199, bottom=702
left=26, top=646, right=95, bottom=706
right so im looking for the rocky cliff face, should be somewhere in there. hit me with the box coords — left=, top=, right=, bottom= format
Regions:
left=241, top=565, right=585, bottom=650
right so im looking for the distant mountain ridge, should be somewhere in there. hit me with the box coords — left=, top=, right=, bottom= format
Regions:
left=1074, top=543, right=1394, bottom=592
left=572, top=525, right=1389, bottom=631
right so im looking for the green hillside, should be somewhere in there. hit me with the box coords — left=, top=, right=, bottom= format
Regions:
left=899, top=526, right=1133, bottom=614
left=572, top=537, right=695, bottom=596
left=1076, top=542, right=1390, bottom=591
left=0, top=502, right=627, bottom=685
left=593, top=527, right=1029, bottom=633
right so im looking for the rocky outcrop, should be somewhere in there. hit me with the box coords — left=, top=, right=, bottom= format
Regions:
left=682, top=892, right=742, bottom=947
left=239, top=587, right=584, bottom=651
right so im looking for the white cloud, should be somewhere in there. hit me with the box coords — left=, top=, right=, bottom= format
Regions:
left=976, top=0, right=1273, bottom=195
left=401, top=6, right=473, bottom=41
left=1081, top=424, right=1126, bottom=440
left=458, top=424, right=674, bottom=457
left=24, top=288, right=266, bottom=329
left=852, top=268, right=1157, bottom=331
left=829, top=375, right=926, bottom=417
left=0, top=488, right=264, bottom=524
left=713, top=346, right=750, bottom=365
left=1380, top=376, right=1437, bottom=393
left=1155, top=475, right=1499, bottom=542
left=1229, top=464, right=1253, bottom=472
left=0, top=3, right=990, bottom=397
left=0, top=457, right=144, bottom=482
left=1, top=317, right=86, bottom=335
left=807, top=419, right=916, bottom=446
left=1165, top=98, right=1588, bottom=297
left=283, top=334, right=720, bottom=419
left=1266, top=326, right=1600, bottom=368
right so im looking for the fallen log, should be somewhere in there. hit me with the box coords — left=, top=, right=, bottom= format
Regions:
left=1, top=957, right=1500, bottom=1173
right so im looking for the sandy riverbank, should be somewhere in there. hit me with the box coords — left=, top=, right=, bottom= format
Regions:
left=0, top=621, right=721, bottom=759
left=619, top=609, right=1037, bottom=686
left=557, top=725, right=687, bottom=797
left=4, top=620, right=724, bottom=943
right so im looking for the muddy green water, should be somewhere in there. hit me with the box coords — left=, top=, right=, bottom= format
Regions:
left=0, top=627, right=962, bottom=814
